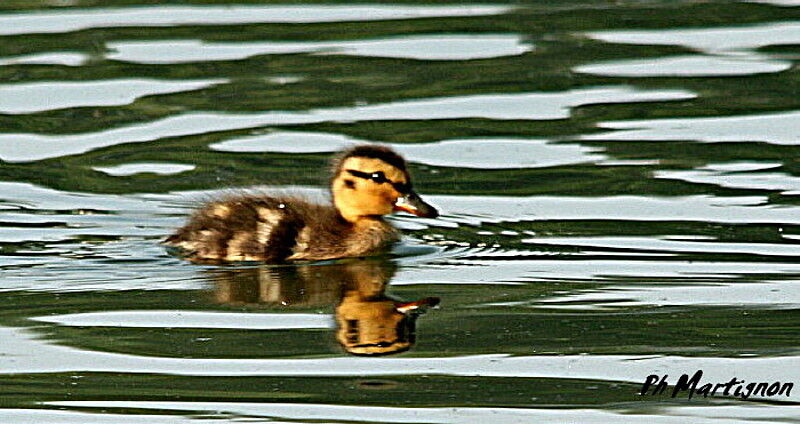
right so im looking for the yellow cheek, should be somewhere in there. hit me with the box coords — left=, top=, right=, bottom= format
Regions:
left=383, top=188, right=400, bottom=203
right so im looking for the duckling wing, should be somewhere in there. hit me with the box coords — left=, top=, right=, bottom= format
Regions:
left=165, top=196, right=305, bottom=262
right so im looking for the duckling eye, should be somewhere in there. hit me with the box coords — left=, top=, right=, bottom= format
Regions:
left=346, top=169, right=408, bottom=192
left=369, top=171, right=388, bottom=184
left=347, top=169, right=389, bottom=185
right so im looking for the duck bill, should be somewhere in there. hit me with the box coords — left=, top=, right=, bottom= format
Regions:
left=395, top=297, right=440, bottom=314
left=394, top=192, right=439, bottom=218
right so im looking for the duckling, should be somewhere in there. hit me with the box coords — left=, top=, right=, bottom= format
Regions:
left=164, top=144, right=438, bottom=262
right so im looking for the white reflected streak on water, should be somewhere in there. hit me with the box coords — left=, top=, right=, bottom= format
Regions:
left=209, top=130, right=359, bottom=153
left=32, top=310, right=333, bottom=329
left=2, top=326, right=798, bottom=402
left=0, top=182, right=181, bottom=214
left=0, top=52, right=89, bottom=66
left=6, top=255, right=800, bottom=293
left=573, top=54, right=791, bottom=77
left=534, top=280, right=800, bottom=309
left=527, top=236, right=800, bottom=256
left=0, top=226, right=163, bottom=243
left=92, top=163, right=196, bottom=177
left=702, top=162, right=783, bottom=173
left=210, top=131, right=606, bottom=169
left=309, top=86, right=694, bottom=121
left=0, top=86, right=694, bottom=162
left=747, top=0, right=800, bottom=4
left=0, top=409, right=202, bottom=424
left=0, top=5, right=514, bottom=36
left=107, top=35, right=532, bottom=63
left=418, top=259, right=800, bottom=283
left=585, top=21, right=800, bottom=53
left=36, top=402, right=800, bottom=424
left=0, top=79, right=227, bottom=114
left=394, top=137, right=608, bottom=169
left=582, top=110, right=800, bottom=145
left=656, top=168, right=800, bottom=195
left=436, top=194, right=800, bottom=224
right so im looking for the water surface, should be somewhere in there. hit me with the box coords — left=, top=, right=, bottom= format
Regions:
left=1, top=1, right=800, bottom=423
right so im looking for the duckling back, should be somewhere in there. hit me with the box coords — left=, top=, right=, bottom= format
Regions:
left=164, top=193, right=398, bottom=262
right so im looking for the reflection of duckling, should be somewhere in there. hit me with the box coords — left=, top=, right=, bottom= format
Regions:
left=336, top=280, right=439, bottom=356
left=209, top=259, right=439, bottom=356
left=165, top=145, right=438, bottom=262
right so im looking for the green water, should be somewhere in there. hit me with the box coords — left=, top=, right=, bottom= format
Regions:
left=1, top=1, right=800, bottom=422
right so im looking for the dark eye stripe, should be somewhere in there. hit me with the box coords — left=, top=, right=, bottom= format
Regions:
left=347, top=169, right=377, bottom=181
left=346, top=169, right=410, bottom=193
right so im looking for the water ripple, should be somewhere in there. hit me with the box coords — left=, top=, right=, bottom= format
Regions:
left=92, top=163, right=196, bottom=177
left=3, top=324, right=798, bottom=403
left=0, top=86, right=694, bottom=162
left=0, top=4, right=514, bottom=35
left=0, top=78, right=226, bottom=114
left=0, top=51, right=89, bottom=66
left=107, top=34, right=532, bottom=64
left=33, top=310, right=332, bottom=329
left=211, top=131, right=605, bottom=169
left=32, top=402, right=800, bottom=424
left=586, top=21, right=800, bottom=53
left=582, top=110, right=800, bottom=145
left=574, top=54, right=790, bottom=77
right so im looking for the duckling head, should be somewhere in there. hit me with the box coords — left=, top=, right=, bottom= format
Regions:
left=331, top=145, right=438, bottom=223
